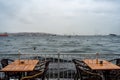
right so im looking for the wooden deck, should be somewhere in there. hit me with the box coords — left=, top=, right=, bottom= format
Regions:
left=0, top=78, right=74, bottom=80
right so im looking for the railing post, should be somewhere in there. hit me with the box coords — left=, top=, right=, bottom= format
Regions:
left=18, top=49, right=21, bottom=64
left=57, top=51, right=60, bottom=80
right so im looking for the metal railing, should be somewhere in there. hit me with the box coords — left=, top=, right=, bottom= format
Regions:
left=0, top=52, right=120, bottom=80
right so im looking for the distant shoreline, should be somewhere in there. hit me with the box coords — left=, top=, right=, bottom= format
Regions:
left=5, top=32, right=120, bottom=37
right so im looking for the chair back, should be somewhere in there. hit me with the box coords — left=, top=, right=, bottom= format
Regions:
left=1, top=59, right=9, bottom=68
left=72, top=59, right=89, bottom=70
left=116, top=58, right=120, bottom=65
left=72, top=59, right=87, bottom=80
left=72, top=59, right=85, bottom=67
left=1, top=59, right=13, bottom=68
left=41, top=60, right=50, bottom=80
left=0, top=59, right=20, bottom=79
left=109, top=58, right=120, bottom=66
left=21, top=60, right=50, bottom=80
left=77, top=65, right=103, bottom=80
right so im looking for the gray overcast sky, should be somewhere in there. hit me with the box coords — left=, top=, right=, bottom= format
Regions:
left=0, top=0, right=120, bottom=35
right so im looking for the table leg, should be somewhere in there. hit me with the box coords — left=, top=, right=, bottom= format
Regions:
left=102, top=70, right=110, bottom=80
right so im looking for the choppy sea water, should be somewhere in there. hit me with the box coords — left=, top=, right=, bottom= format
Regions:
left=0, top=35, right=120, bottom=54
left=0, top=35, right=120, bottom=78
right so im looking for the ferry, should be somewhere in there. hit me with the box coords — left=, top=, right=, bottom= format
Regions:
left=0, top=33, right=8, bottom=37
left=109, top=34, right=117, bottom=37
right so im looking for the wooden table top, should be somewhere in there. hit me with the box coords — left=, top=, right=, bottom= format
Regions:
left=83, top=59, right=120, bottom=70
left=0, top=60, right=39, bottom=72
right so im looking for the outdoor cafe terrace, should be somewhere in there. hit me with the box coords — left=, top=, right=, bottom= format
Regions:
left=0, top=53, right=120, bottom=80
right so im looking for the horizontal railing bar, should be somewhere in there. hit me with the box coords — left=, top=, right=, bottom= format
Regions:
left=0, top=53, right=120, bottom=55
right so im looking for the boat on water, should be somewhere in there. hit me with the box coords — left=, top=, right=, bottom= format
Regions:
left=109, top=34, right=117, bottom=37
left=0, top=33, right=8, bottom=37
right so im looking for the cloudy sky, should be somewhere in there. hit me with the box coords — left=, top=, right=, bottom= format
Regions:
left=0, top=0, right=120, bottom=35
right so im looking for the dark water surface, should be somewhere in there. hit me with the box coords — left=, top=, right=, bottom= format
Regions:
left=0, top=35, right=120, bottom=54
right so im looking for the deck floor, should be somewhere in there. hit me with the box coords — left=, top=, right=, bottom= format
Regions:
left=9, top=78, right=74, bottom=80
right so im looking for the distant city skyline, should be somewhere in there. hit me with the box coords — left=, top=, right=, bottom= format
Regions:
left=0, top=0, right=120, bottom=35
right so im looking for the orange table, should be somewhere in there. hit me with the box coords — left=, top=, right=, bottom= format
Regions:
left=1, top=60, right=39, bottom=72
left=83, top=59, right=120, bottom=80
left=83, top=59, right=120, bottom=70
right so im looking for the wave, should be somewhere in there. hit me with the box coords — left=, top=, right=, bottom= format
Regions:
left=62, top=50, right=87, bottom=53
